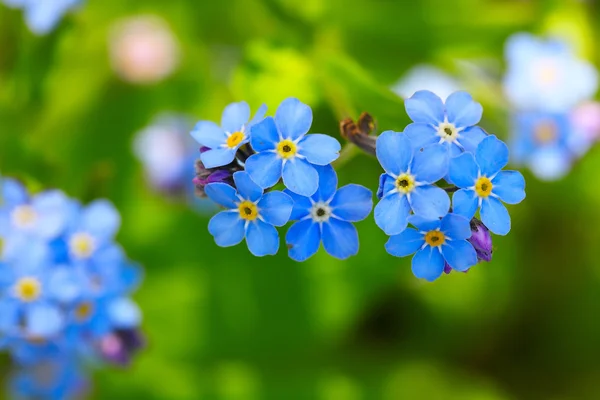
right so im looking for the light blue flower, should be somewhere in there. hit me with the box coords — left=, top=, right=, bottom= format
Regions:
left=504, top=33, right=598, bottom=112
left=205, top=171, right=293, bottom=256
left=449, top=135, right=526, bottom=236
left=284, top=165, right=372, bottom=261
left=385, top=213, right=478, bottom=282
left=375, top=131, right=450, bottom=235
left=3, top=0, right=83, bottom=35
left=403, top=90, right=487, bottom=155
left=245, top=98, right=341, bottom=196
left=190, top=101, right=267, bottom=169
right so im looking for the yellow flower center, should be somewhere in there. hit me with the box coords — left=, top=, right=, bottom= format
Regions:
left=238, top=201, right=258, bottom=221
left=395, top=173, right=415, bottom=194
left=534, top=120, right=557, bottom=144
left=11, top=205, right=38, bottom=229
left=276, top=139, right=297, bottom=159
left=475, top=176, right=493, bottom=197
left=226, top=131, right=245, bottom=149
left=437, top=122, right=458, bottom=142
left=69, top=232, right=97, bottom=259
left=74, top=302, right=94, bottom=321
left=537, top=60, right=559, bottom=85
left=425, top=230, right=446, bottom=247
left=15, top=277, right=41, bottom=302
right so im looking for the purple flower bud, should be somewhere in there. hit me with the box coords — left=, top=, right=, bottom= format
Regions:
left=468, top=218, right=492, bottom=262
left=99, top=329, right=145, bottom=366
left=193, top=159, right=235, bottom=197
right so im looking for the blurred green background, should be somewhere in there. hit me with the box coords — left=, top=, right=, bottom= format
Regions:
left=2, top=0, right=600, bottom=399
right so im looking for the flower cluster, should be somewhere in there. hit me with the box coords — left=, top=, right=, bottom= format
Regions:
left=1, top=0, right=83, bottom=35
left=191, top=98, right=373, bottom=260
left=0, top=179, right=144, bottom=399
left=503, top=33, right=600, bottom=180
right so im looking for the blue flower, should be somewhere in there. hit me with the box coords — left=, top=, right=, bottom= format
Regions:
left=245, top=98, right=341, bottom=196
left=375, top=131, right=450, bottom=235
left=504, top=33, right=598, bottom=112
left=284, top=165, right=372, bottom=261
left=2, top=0, right=83, bottom=35
left=191, top=101, right=267, bottom=169
left=449, top=135, right=526, bottom=236
left=385, top=213, right=478, bottom=282
left=404, top=90, right=487, bottom=155
left=510, top=111, right=587, bottom=181
left=205, top=171, right=293, bottom=256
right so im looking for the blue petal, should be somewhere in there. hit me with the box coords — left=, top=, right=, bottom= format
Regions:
left=298, top=134, right=341, bottom=165
left=208, top=211, right=245, bottom=246
left=376, top=130, right=412, bottom=176
left=411, top=144, right=449, bottom=183
left=442, top=240, right=477, bottom=272
left=476, top=135, right=509, bottom=177
left=0, top=301, right=18, bottom=333
left=445, top=91, right=483, bottom=128
left=385, top=228, right=425, bottom=257
left=248, top=104, right=268, bottom=126
left=275, top=98, right=313, bottom=140
left=330, top=184, right=372, bottom=222
left=404, top=123, right=438, bottom=149
left=440, top=213, right=471, bottom=240
left=221, top=101, right=250, bottom=133
left=31, top=190, right=69, bottom=239
left=26, top=303, right=64, bottom=337
left=246, top=220, right=279, bottom=256
left=190, top=121, right=226, bottom=148
left=200, top=148, right=236, bottom=169
left=2, top=179, right=28, bottom=207
left=527, top=147, right=571, bottom=181
left=204, top=182, right=239, bottom=209
left=284, top=189, right=312, bottom=220
left=374, top=194, right=410, bottom=235
left=480, top=197, right=511, bottom=236
left=286, top=219, right=321, bottom=261
left=233, top=171, right=263, bottom=202
left=452, top=189, right=478, bottom=220
left=245, top=152, right=283, bottom=189
left=81, top=200, right=121, bottom=240
left=322, top=218, right=359, bottom=259
left=48, top=268, right=81, bottom=303
left=257, top=191, right=293, bottom=226
left=411, top=247, right=445, bottom=282
left=449, top=152, right=478, bottom=188
left=108, top=297, right=142, bottom=328
left=311, top=164, right=338, bottom=203
left=377, top=173, right=390, bottom=199
left=407, top=214, right=442, bottom=232
left=409, top=185, right=450, bottom=220
left=250, top=117, right=279, bottom=151
left=459, top=126, right=487, bottom=153
left=491, top=171, right=526, bottom=204
left=405, top=90, right=445, bottom=125
left=282, top=158, right=319, bottom=196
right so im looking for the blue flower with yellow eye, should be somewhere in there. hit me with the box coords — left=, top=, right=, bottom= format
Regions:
left=191, top=101, right=267, bottom=169
left=375, top=131, right=450, bottom=235
left=449, top=135, right=526, bottom=235
left=403, top=90, right=487, bottom=156
left=245, top=98, right=341, bottom=196
left=2, top=0, right=83, bottom=35
left=284, top=165, right=372, bottom=261
left=205, top=171, right=293, bottom=256
left=385, top=213, right=478, bottom=282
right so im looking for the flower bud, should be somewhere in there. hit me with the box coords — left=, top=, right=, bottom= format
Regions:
left=468, top=218, right=492, bottom=262
left=99, top=329, right=145, bottom=366
left=193, top=160, right=234, bottom=198
left=339, top=112, right=377, bottom=156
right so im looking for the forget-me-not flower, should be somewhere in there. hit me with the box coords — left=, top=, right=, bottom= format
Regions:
left=385, top=213, right=478, bottom=282
left=375, top=131, right=450, bottom=235
left=246, top=98, right=341, bottom=196
left=404, top=90, right=487, bottom=155
left=2, top=0, right=83, bottom=35
left=449, top=135, right=526, bottom=235
left=191, top=101, right=267, bottom=169
left=205, top=171, right=293, bottom=256
left=285, top=165, right=372, bottom=261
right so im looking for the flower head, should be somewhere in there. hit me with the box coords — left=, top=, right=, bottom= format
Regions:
left=284, top=165, right=372, bottom=261
left=385, top=213, right=478, bottom=282
left=469, top=218, right=492, bottom=263
left=191, top=102, right=267, bottom=169
left=449, top=135, right=526, bottom=235
left=205, top=171, right=293, bottom=256
left=404, top=90, right=487, bottom=155
left=245, top=98, right=341, bottom=196
left=375, top=131, right=450, bottom=235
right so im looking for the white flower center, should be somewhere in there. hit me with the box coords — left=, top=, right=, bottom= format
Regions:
left=11, top=205, right=38, bottom=229
left=436, top=122, right=459, bottom=143
left=69, top=232, right=97, bottom=260
left=310, top=202, right=332, bottom=223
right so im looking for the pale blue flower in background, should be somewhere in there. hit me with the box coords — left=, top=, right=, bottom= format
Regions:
left=391, top=64, right=461, bottom=101
left=2, top=0, right=83, bottom=35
